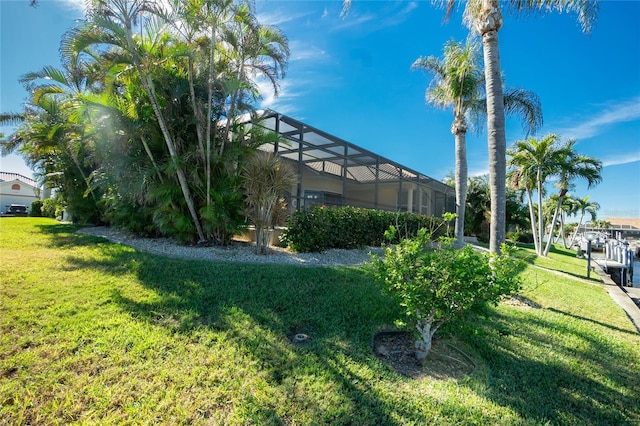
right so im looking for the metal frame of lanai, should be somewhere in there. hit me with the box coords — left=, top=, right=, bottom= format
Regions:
left=242, top=110, right=455, bottom=217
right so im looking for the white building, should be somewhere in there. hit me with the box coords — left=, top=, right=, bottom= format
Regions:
left=0, top=172, right=40, bottom=213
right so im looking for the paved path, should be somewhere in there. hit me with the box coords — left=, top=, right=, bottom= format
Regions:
left=624, top=286, right=640, bottom=310
left=591, top=264, right=640, bottom=333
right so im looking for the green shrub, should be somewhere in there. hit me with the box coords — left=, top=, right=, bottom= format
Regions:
left=506, top=230, right=534, bottom=243
left=370, top=231, right=521, bottom=361
left=281, top=206, right=447, bottom=252
left=41, top=198, right=62, bottom=219
left=30, top=200, right=43, bottom=217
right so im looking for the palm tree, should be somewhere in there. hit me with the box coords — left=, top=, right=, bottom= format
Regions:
left=242, top=148, right=297, bottom=254
left=442, top=0, right=598, bottom=253
left=18, top=58, right=104, bottom=198
left=566, top=196, right=599, bottom=248
left=413, top=39, right=480, bottom=247
left=545, top=193, right=577, bottom=246
left=220, top=11, right=289, bottom=155
left=162, top=0, right=239, bottom=207
left=507, top=134, right=601, bottom=256
left=508, top=133, right=563, bottom=255
left=73, top=0, right=207, bottom=242
left=554, top=194, right=577, bottom=245
left=413, top=38, right=541, bottom=247
left=343, top=0, right=598, bottom=252
left=1, top=92, right=103, bottom=223
left=541, top=140, right=601, bottom=256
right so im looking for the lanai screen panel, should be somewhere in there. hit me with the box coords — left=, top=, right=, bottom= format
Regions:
left=247, top=110, right=454, bottom=215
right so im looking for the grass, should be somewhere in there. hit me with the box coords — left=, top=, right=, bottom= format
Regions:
left=1, top=218, right=639, bottom=425
left=509, top=241, right=597, bottom=281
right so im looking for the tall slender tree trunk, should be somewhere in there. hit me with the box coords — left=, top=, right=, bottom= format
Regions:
left=537, top=171, right=544, bottom=255
left=567, top=212, right=585, bottom=248
left=140, top=135, right=164, bottom=183
left=122, top=22, right=206, bottom=243
left=554, top=213, right=564, bottom=243
left=477, top=0, right=506, bottom=254
left=525, top=188, right=540, bottom=254
left=543, top=192, right=566, bottom=256
left=223, top=71, right=243, bottom=157
left=142, top=74, right=206, bottom=243
left=557, top=212, right=566, bottom=245
left=187, top=58, right=206, bottom=161
left=206, top=23, right=216, bottom=207
left=223, top=48, right=248, bottom=157
left=452, top=116, right=468, bottom=247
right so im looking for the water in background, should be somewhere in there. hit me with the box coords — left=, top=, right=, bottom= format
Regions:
left=634, top=261, right=640, bottom=286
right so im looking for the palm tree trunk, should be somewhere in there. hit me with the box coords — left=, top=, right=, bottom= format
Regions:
left=555, top=213, right=563, bottom=243
left=558, top=213, right=567, bottom=247
left=140, top=135, right=164, bottom=183
left=223, top=59, right=246, bottom=157
left=567, top=212, right=585, bottom=248
left=187, top=58, right=206, bottom=161
left=452, top=117, right=468, bottom=247
left=121, top=18, right=206, bottom=243
left=223, top=80, right=241, bottom=157
left=543, top=195, right=564, bottom=256
left=206, top=24, right=216, bottom=207
left=142, top=73, right=206, bottom=243
left=477, top=0, right=506, bottom=254
left=537, top=178, right=545, bottom=255
left=525, top=188, right=539, bottom=254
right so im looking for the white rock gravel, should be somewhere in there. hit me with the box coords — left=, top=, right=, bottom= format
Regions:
left=77, top=226, right=384, bottom=267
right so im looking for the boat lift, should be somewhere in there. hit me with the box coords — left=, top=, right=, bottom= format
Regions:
left=596, top=239, right=635, bottom=286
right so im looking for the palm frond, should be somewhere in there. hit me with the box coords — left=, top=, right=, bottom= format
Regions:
left=0, top=113, right=25, bottom=127
left=503, top=87, right=543, bottom=135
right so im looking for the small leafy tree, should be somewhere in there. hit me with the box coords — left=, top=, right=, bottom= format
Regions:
left=242, top=151, right=297, bottom=254
left=370, top=229, right=520, bottom=363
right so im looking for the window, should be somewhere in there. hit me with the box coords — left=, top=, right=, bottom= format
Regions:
left=11, top=184, right=20, bottom=191
left=304, top=190, right=343, bottom=208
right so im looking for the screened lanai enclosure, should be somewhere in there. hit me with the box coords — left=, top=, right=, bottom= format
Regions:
left=243, top=110, right=455, bottom=217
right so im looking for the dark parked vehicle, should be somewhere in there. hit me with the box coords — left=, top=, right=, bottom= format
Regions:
left=4, top=204, right=28, bottom=216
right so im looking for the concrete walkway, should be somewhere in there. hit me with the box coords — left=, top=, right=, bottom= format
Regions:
left=591, top=264, right=640, bottom=333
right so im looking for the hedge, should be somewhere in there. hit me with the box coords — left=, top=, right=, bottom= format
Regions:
left=280, top=206, right=448, bottom=252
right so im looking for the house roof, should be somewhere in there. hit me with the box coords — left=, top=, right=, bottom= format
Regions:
left=602, top=218, right=640, bottom=230
left=0, top=172, right=37, bottom=188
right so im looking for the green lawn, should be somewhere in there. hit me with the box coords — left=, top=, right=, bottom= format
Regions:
left=510, top=241, right=599, bottom=281
left=1, top=218, right=639, bottom=425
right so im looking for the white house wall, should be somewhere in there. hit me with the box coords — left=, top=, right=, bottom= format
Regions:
left=0, top=180, right=40, bottom=212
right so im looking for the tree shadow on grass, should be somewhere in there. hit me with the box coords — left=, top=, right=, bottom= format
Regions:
left=34, top=223, right=108, bottom=249
left=546, top=307, right=639, bottom=336
left=546, top=243, right=581, bottom=259
left=63, top=242, right=442, bottom=424
left=461, top=307, right=640, bottom=425
left=54, top=229, right=640, bottom=424
left=514, top=242, right=581, bottom=262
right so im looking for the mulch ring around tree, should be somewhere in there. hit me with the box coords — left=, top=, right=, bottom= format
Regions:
left=373, top=331, right=476, bottom=379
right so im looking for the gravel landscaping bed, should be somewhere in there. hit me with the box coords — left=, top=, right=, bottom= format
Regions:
left=77, top=226, right=384, bottom=267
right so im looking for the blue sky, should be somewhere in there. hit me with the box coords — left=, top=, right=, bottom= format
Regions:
left=1, top=0, right=639, bottom=218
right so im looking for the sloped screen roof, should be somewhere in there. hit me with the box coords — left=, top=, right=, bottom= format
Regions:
left=248, top=110, right=453, bottom=194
